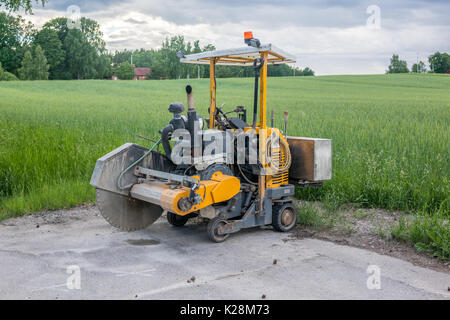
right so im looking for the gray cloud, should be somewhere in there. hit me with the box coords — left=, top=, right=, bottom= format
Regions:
left=124, top=18, right=147, bottom=25
left=27, top=0, right=450, bottom=75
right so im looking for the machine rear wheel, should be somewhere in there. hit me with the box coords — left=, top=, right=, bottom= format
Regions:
left=167, top=212, right=189, bottom=227
left=272, top=203, right=298, bottom=232
left=207, top=217, right=230, bottom=243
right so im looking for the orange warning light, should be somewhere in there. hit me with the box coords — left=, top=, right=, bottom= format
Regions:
left=244, top=31, right=253, bottom=40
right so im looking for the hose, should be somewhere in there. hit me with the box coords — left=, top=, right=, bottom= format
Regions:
left=116, top=138, right=161, bottom=190
left=237, top=162, right=258, bottom=186
left=161, top=124, right=174, bottom=156
left=266, top=134, right=292, bottom=173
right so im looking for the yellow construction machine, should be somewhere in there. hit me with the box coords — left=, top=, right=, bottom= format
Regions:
left=90, top=32, right=332, bottom=242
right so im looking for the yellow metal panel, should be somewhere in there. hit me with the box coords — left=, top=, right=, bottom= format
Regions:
left=209, top=58, right=216, bottom=128
left=259, top=51, right=268, bottom=129
left=210, top=172, right=241, bottom=203
left=258, top=52, right=268, bottom=213
left=146, top=172, right=241, bottom=216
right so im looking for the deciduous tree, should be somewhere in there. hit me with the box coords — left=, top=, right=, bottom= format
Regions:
left=18, top=50, right=34, bottom=80
left=34, top=28, right=64, bottom=79
left=33, top=45, right=49, bottom=80
left=0, top=12, right=34, bottom=74
left=412, top=61, right=426, bottom=73
left=116, top=61, right=135, bottom=80
left=64, top=29, right=97, bottom=79
left=0, top=0, right=46, bottom=13
left=428, top=52, right=449, bottom=73
left=387, top=54, right=409, bottom=73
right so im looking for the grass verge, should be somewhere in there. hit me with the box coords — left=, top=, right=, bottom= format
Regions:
left=295, top=201, right=449, bottom=262
left=389, top=205, right=449, bottom=261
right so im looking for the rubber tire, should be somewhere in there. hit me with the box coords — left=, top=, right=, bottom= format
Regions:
left=207, top=217, right=230, bottom=243
left=272, top=203, right=298, bottom=232
left=167, top=212, right=189, bottom=227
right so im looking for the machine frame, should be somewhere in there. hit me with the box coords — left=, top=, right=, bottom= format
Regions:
left=180, top=43, right=297, bottom=215
left=91, top=35, right=332, bottom=242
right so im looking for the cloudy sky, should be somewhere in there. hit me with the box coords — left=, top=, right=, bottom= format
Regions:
left=17, top=0, right=450, bottom=75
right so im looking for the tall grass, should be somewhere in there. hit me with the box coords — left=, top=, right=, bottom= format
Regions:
left=0, top=74, right=449, bottom=221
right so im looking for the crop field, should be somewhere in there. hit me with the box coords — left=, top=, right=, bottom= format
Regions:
left=0, top=74, right=449, bottom=221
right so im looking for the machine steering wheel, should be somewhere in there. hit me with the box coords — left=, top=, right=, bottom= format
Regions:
left=214, top=103, right=231, bottom=129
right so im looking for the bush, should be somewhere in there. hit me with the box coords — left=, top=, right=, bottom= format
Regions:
left=116, top=61, right=135, bottom=80
left=1, top=71, right=19, bottom=81
left=0, top=62, right=18, bottom=81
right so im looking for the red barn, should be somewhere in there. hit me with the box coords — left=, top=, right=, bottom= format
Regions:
left=134, top=67, right=151, bottom=80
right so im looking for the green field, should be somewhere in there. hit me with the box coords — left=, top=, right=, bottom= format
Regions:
left=1, top=74, right=449, bottom=219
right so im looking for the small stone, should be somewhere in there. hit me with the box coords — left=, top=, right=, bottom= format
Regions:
left=36, top=224, right=39, bottom=228
left=190, top=276, right=196, bottom=283
left=273, top=259, right=278, bottom=265
left=261, top=294, right=266, bottom=299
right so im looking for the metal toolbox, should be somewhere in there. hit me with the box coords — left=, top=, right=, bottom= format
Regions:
left=287, top=137, right=332, bottom=182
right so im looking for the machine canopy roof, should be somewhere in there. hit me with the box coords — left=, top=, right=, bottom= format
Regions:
left=180, top=43, right=296, bottom=66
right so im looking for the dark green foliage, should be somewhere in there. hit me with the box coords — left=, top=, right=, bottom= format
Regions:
left=0, top=13, right=112, bottom=79
left=0, top=70, right=18, bottom=80
left=64, top=29, right=97, bottom=79
left=18, top=45, right=49, bottom=80
left=34, top=28, right=65, bottom=79
left=391, top=207, right=449, bottom=261
left=0, top=12, right=30, bottom=75
left=387, top=54, right=409, bottom=73
left=112, top=36, right=315, bottom=80
left=412, top=61, right=426, bottom=73
left=18, top=50, right=33, bottom=80
left=33, top=45, right=49, bottom=80
left=0, top=61, right=18, bottom=80
left=1, top=11, right=314, bottom=80
left=428, top=52, right=449, bottom=73
left=116, top=61, right=135, bottom=80
left=0, top=0, right=46, bottom=13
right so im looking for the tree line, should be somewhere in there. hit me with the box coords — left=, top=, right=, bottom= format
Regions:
left=111, top=37, right=314, bottom=80
left=0, top=12, right=111, bottom=80
left=0, top=11, right=314, bottom=81
left=386, top=53, right=450, bottom=74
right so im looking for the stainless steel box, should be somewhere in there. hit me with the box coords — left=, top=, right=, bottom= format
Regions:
left=287, top=137, right=332, bottom=182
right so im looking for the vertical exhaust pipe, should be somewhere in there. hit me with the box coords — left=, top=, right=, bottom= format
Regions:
left=186, top=85, right=201, bottom=161
left=186, top=85, right=195, bottom=111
